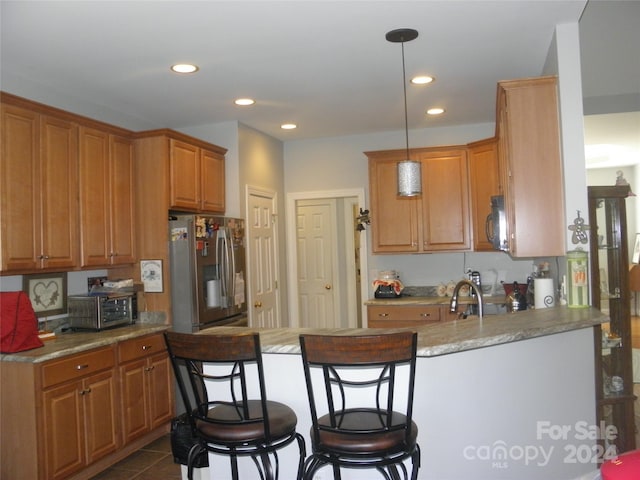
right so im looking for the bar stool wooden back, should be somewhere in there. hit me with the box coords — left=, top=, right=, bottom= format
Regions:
left=164, top=331, right=306, bottom=480
left=299, top=332, right=420, bottom=480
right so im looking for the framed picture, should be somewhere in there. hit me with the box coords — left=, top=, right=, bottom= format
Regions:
left=141, top=259, right=163, bottom=292
left=633, top=234, right=640, bottom=264
left=23, top=272, right=67, bottom=317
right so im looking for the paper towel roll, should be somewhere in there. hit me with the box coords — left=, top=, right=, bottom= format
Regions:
left=206, top=279, right=221, bottom=308
left=534, top=278, right=555, bottom=308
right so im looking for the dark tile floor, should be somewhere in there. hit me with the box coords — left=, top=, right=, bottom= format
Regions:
left=91, top=435, right=182, bottom=480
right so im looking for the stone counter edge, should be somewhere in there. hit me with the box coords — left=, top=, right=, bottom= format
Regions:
left=0, top=324, right=169, bottom=363
left=199, top=306, right=608, bottom=358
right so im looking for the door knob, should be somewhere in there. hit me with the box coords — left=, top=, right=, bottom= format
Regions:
left=325, top=284, right=332, bottom=290
left=254, top=301, right=262, bottom=308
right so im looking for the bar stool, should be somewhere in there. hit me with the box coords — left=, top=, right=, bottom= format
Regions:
left=601, top=449, right=640, bottom=479
left=299, top=332, right=420, bottom=480
left=164, top=331, right=306, bottom=480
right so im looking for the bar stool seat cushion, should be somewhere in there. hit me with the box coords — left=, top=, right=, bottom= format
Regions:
left=196, top=400, right=298, bottom=443
left=315, top=410, right=418, bottom=454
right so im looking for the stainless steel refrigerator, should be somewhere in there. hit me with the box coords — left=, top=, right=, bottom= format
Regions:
left=169, top=215, right=247, bottom=332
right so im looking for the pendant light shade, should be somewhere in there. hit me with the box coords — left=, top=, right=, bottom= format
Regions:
left=386, top=28, right=421, bottom=197
left=397, top=160, right=421, bottom=197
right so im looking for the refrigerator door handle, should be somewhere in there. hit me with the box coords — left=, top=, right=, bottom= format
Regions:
left=228, top=229, right=237, bottom=301
left=217, top=227, right=234, bottom=307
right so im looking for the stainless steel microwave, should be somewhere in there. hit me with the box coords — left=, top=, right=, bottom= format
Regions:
left=486, top=195, right=508, bottom=252
left=68, top=293, right=134, bottom=331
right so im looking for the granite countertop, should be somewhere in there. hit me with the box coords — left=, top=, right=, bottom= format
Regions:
left=365, top=295, right=506, bottom=306
left=198, top=306, right=608, bottom=357
left=0, top=324, right=169, bottom=363
left=1, top=307, right=607, bottom=363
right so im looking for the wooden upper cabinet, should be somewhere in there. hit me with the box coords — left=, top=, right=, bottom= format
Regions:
left=200, top=148, right=226, bottom=213
left=367, top=147, right=471, bottom=253
left=79, top=128, right=135, bottom=267
left=367, top=151, right=420, bottom=253
left=109, top=135, right=136, bottom=265
left=496, top=76, right=565, bottom=257
left=419, top=148, right=471, bottom=251
left=170, top=139, right=201, bottom=211
left=169, top=139, right=225, bottom=213
left=79, top=127, right=110, bottom=267
left=1, top=104, right=40, bottom=271
left=1, top=103, right=78, bottom=272
left=468, top=138, right=500, bottom=251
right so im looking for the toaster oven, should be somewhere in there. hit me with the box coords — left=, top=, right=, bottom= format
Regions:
left=68, top=293, right=134, bottom=331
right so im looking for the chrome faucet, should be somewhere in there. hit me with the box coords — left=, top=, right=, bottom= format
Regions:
left=449, top=279, right=484, bottom=320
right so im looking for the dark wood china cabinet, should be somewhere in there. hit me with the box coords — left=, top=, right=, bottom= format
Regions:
left=588, top=185, right=636, bottom=455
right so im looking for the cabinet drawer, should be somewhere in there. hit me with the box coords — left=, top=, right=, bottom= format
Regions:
left=118, top=334, right=166, bottom=363
left=368, top=305, right=441, bottom=323
left=368, top=318, right=433, bottom=329
left=41, top=346, right=115, bottom=389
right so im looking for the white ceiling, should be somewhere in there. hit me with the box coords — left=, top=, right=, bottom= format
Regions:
left=0, top=1, right=638, bottom=163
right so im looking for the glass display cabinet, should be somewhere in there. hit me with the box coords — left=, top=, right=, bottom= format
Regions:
left=588, top=185, right=636, bottom=454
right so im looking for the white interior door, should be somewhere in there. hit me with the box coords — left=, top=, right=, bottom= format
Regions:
left=296, top=199, right=340, bottom=328
left=247, top=189, right=279, bottom=327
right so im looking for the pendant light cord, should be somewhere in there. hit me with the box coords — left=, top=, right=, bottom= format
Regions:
left=401, top=40, right=410, bottom=160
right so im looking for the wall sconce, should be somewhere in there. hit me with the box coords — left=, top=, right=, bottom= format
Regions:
left=356, top=208, right=370, bottom=231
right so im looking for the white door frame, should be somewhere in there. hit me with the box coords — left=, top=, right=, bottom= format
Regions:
left=246, top=185, right=280, bottom=327
left=286, top=188, right=369, bottom=328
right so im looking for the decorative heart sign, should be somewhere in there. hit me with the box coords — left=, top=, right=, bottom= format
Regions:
left=32, top=280, right=60, bottom=309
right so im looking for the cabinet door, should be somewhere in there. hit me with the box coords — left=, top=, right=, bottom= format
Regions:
left=420, top=149, right=471, bottom=251
left=468, top=138, right=500, bottom=251
left=40, top=115, right=79, bottom=270
left=497, top=77, right=564, bottom=257
left=109, top=135, right=136, bottom=264
left=79, top=127, right=111, bottom=267
left=147, top=353, right=174, bottom=429
left=200, top=148, right=225, bottom=213
left=1, top=104, right=40, bottom=271
left=43, top=381, right=85, bottom=480
left=368, top=156, right=419, bottom=252
left=2, top=107, right=79, bottom=272
left=83, top=370, right=120, bottom=464
left=170, top=139, right=200, bottom=210
left=120, top=358, right=151, bottom=444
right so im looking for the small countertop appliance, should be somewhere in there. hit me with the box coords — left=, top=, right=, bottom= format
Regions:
left=373, top=270, right=404, bottom=298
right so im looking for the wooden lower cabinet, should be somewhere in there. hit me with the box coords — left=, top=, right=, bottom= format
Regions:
left=119, top=334, right=174, bottom=444
left=0, top=333, right=174, bottom=480
left=43, top=369, right=119, bottom=479
left=367, top=305, right=457, bottom=328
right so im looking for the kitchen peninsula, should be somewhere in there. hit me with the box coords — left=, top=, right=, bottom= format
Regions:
left=199, top=306, right=605, bottom=480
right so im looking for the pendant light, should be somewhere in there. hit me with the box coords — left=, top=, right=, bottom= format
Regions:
left=386, top=28, right=421, bottom=197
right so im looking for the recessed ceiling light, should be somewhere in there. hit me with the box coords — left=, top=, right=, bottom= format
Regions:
left=411, top=75, right=434, bottom=85
left=427, top=107, right=445, bottom=116
left=234, top=98, right=255, bottom=106
left=281, top=123, right=297, bottom=130
left=171, top=64, right=199, bottom=74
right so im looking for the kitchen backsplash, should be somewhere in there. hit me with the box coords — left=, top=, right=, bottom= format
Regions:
left=368, top=251, right=537, bottom=291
